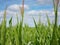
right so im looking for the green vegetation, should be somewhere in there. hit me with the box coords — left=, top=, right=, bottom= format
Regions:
left=0, top=10, right=60, bottom=45
left=0, top=0, right=60, bottom=45
left=50, top=0, right=59, bottom=45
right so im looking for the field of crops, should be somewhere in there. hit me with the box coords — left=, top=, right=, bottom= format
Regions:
left=0, top=9, right=60, bottom=45
left=0, top=0, right=60, bottom=45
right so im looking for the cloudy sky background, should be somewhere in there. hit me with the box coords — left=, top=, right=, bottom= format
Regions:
left=0, top=0, right=60, bottom=27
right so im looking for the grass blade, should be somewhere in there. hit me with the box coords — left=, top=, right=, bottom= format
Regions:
left=33, top=17, right=40, bottom=45
left=1, top=8, right=6, bottom=45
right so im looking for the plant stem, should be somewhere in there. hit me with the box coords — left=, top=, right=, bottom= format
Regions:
left=50, top=0, right=58, bottom=45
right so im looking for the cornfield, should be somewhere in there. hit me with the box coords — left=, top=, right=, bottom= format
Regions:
left=0, top=0, right=60, bottom=45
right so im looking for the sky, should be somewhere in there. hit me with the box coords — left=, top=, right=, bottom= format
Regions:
left=0, top=0, right=60, bottom=27
left=0, top=0, right=53, bottom=10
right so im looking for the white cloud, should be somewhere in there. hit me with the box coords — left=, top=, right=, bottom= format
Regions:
left=20, top=5, right=29, bottom=9
left=6, top=10, right=16, bottom=15
left=8, top=4, right=29, bottom=11
left=0, top=8, right=60, bottom=26
left=26, top=10, right=60, bottom=16
left=0, top=9, right=60, bottom=18
left=27, top=10, right=39, bottom=15
left=0, top=11, right=4, bottom=16
left=26, top=10, right=52, bottom=16
left=0, top=10, right=16, bottom=16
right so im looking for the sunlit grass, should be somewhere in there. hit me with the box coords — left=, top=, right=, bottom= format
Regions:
left=0, top=0, right=60, bottom=45
left=50, top=0, right=59, bottom=45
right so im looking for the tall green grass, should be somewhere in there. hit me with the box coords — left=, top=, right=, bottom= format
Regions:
left=1, top=9, right=6, bottom=45
left=50, top=0, right=59, bottom=45
left=0, top=10, right=60, bottom=45
left=0, top=0, right=60, bottom=45
left=19, top=0, right=24, bottom=45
